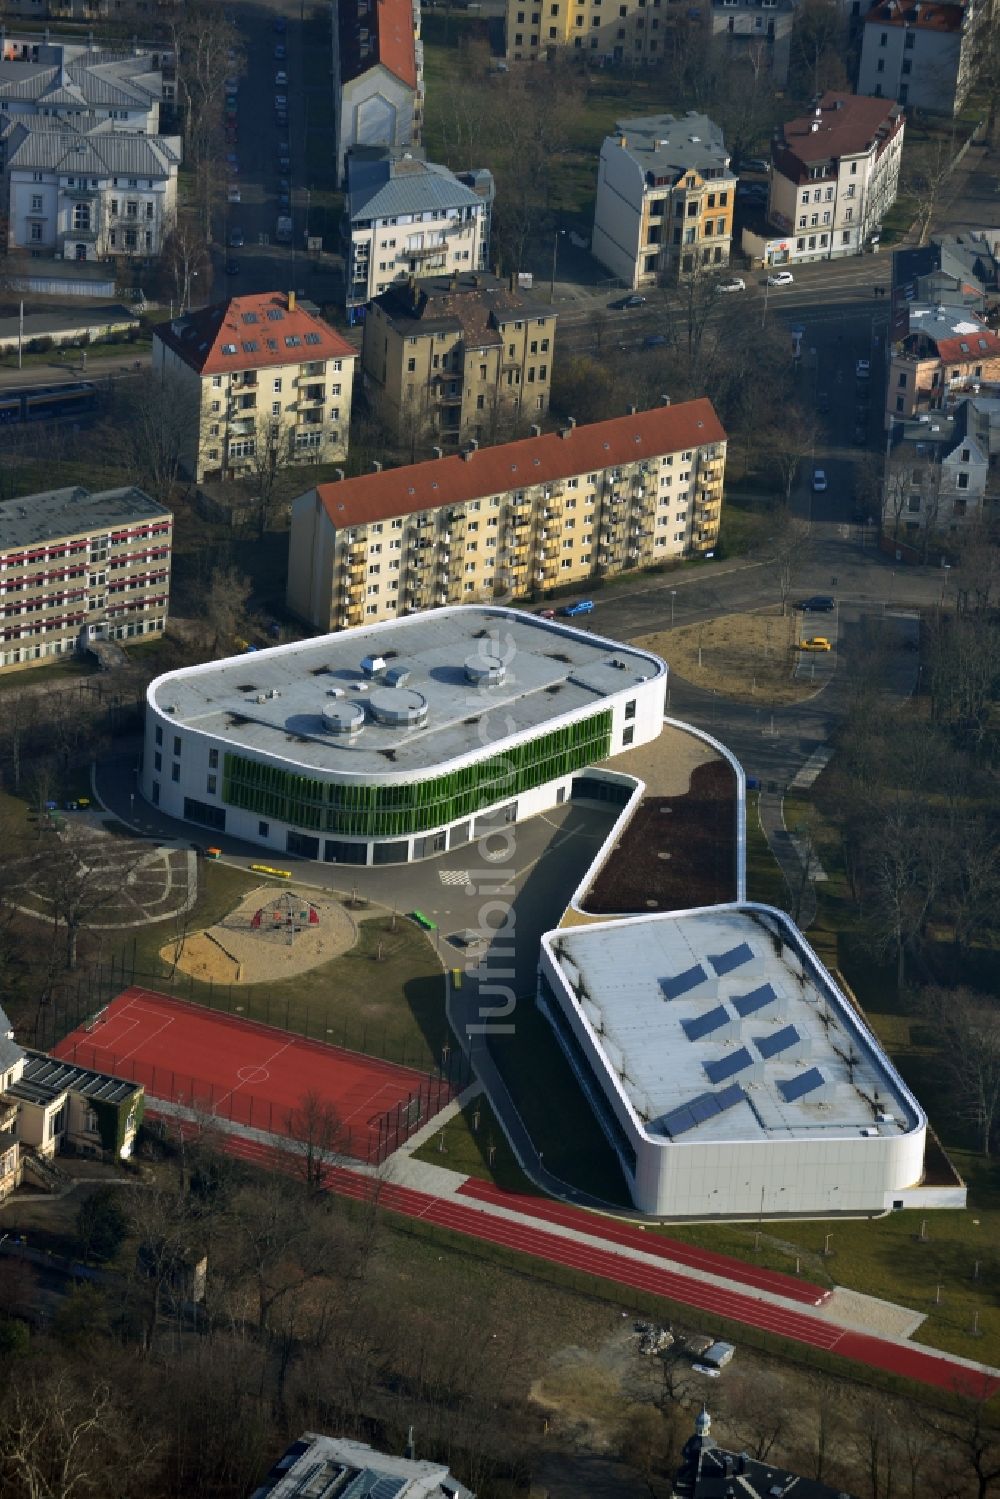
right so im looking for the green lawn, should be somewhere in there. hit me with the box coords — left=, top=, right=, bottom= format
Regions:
left=745, top=793, right=790, bottom=909
left=0, top=655, right=98, bottom=693
left=128, top=877, right=447, bottom=1073
left=488, top=1000, right=630, bottom=1204
left=413, top=1094, right=538, bottom=1191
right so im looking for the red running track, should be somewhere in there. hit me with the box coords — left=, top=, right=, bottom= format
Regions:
left=54, top=987, right=439, bottom=1161
left=459, top=1178, right=830, bottom=1307
left=146, top=1111, right=998, bottom=1400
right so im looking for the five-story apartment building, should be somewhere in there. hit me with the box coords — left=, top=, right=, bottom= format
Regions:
left=592, top=115, right=736, bottom=287
left=151, top=292, right=356, bottom=484
left=0, top=484, right=171, bottom=672
left=287, top=398, right=726, bottom=632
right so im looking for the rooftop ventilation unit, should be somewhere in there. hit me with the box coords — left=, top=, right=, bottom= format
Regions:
left=361, top=654, right=386, bottom=677
left=464, top=655, right=506, bottom=688
left=322, top=702, right=365, bottom=735
left=369, top=687, right=428, bottom=727
left=385, top=665, right=411, bottom=687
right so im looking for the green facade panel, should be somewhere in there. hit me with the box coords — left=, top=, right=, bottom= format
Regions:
left=222, top=711, right=613, bottom=839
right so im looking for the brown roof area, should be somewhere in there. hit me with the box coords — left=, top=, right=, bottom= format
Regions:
left=935, top=329, right=1000, bottom=363
left=776, top=91, right=903, bottom=172
left=339, top=0, right=417, bottom=89
left=315, top=399, right=726, bottom=529
left=374, top=271, right=555, bottom=346
left=152, top=292, right=355, bottom=376
left=865, top=0, right=963, bottom=30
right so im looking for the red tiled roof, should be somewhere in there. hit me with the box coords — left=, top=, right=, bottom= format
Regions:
left=777, top=92, right=902, bottom=169
left=315, top=399, right=726, bottom=530
left=341, top=0, right=417, bottom=88
left=152, top=293, right=355, bottom=376
left=864, top=0, right=963, bottom=31
left=935, top=329, right=1000, bottom=363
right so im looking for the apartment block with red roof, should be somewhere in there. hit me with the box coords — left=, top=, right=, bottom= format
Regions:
left=857, top=0, right=993, bottom=116
left=286, top=398, right=726, bottom=633
left=885, top=302, right=1000, bottom=427
left=151, top=292, right=356, bottom=485
left=766, top=92, right=904, bottom=264
left=332, top=0, right=423, bottom=187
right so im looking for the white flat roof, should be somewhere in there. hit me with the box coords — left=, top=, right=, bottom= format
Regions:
left=148, top=607, right=665, bottom=778
left=546, top=906, right=921, bottom=1146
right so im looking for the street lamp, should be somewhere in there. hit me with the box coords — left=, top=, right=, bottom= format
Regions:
left=670, top=588, right=677, bottom=625
left=549, top=228, right=566, bottom=305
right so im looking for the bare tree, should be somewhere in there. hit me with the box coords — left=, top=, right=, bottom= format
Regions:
left=160, top=210, right=212, bottom=313
left=0, top=1372, right=157, bottom=1499
left=285, top=1090, right=346, bottom=1196
left=101, top=370, right=200, bottom=503
left=920, top=986, right=1000, bottom=1155
left=201, top=564, right=251, bottom=654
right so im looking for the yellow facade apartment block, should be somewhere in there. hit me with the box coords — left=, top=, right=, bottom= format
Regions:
left=287, top=399, right=726, bottom=633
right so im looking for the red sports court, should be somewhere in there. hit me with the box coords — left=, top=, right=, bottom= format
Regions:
left=53, top=987, right=452, bottom=1163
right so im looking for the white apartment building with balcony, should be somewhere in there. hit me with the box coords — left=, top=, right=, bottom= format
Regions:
left=2, top=117, right=179, bottom=260
left=286, top=398, right=726, bottom=633
left=151, top=292, right=356, bottom=485
left=765, top=92, right=904, bottom=264
left=0, top=483, right=171, bottom=672
left=344, top=149, right=493, bottom=324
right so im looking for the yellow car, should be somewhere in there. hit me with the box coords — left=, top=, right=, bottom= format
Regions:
left=798, top=636, right=832, bottom=652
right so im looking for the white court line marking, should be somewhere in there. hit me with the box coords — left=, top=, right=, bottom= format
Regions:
left=214, top=1038, right=295, bottom=1113
left=85, top=1018, right=143, bottom=1052
left=105, top=1017, right=175, bottom=1066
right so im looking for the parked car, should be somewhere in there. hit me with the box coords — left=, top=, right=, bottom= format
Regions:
left=811, top=468, right=828, bottom=493
left=691, top=1364, right=722, bottom=1379
left=796, top=595, right=835, bottom=612
left=856, top=358, right=871, bottom=379
left=227, top=185, right=241, bottom=203
left=854, top=423, right=868, bottom=444
left=225, top=153, right=239, bottom=171
left=766, top=270, right=794, bottom=286
left=273, top=13, right=287, bottom=30
left=275, top=70, right=288, bottom=86
left=817, top=391, right=829, bottom=413
left=716, top=276, right=746, bottom=293
left=275, top=110, right=288, bottom=127
left=558, top=599, right=595, bottom=617
left=610, top=293, right=646, bottom=309
left=278, top=188, right=291, bottom=209
left=644, top=333, right=667, bottom=348
left=536, top=607, right=556, bottom=619
left=224, top=76, right=240, bottom=92
left=798, top=636, right=832, bottom=652
left=225, top=259, right=240, bottom=276
left=740, top=156, right=771, bottom=174
left=274, top=42, right=287, bottom=59
left=228, top=227, right=244, bottom=248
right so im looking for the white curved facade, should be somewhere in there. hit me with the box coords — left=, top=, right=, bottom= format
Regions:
left=141, top=605, right=667, bottom=866
left=539, top=904, right=934, bottom=1219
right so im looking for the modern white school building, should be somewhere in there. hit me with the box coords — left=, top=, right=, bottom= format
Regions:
left=141, top=606, right=666, bottom=865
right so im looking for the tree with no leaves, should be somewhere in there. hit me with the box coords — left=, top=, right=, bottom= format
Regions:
left=286, top=1090, right=346, bottom=1196
left=919, top=985, right=1000, bottom=1156
left=202, top=564, right=251, bottom=654
left=0, top=1370, right=157, bottom=1499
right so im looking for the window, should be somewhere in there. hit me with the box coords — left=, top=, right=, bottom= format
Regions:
left=208, top=748, right=219, bottom=768
left=171, top=763, right=180, bottom=782
left=407, top=357, right=416, bottom=372
left=624, top=698, right=636, bottom=720
left=957, top=472, right=969, bottom=490
left=173, top=736, right=181, bottom=756
left=259, top=821, right=270, bottom=838
left=879, top=28, right=887, bottom=43
left=72, top=201, right=90, bottom=230
left=155, top=726, right=163, bottom=746
left=29, top=223, right=42, bottom=242
left=30, top=193, right=42, bottom=212
left=207, top=774, right=217, bottom=795
left=622, top=725, right=635, bottom=746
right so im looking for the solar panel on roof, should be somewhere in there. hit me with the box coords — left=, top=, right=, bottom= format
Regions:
left=660, top=1082, right=746, bottom=1139
left=755, top=1024, right=799, bottom=1060
left=369, top=1478, right=407, bottom=1499
left=707, top=941, right=753, bottom=976
left=778, top=1067, right=825, bottom=1103
left=660, top=963, right=707, bottom=1000
left=732, top=982, right=777, bottom=1017
left=682, top=1004, right=730, bottom=1042
left=704, top=1047, right=753, bottom=1084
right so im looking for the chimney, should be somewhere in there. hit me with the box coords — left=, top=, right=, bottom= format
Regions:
left=530, top=422, right=541, bottom=437
left=462, top=439, right=479, bottom=461
left=404, top=1427, right=416, bottom=1462
left=661, top=393, right=671, bottom=406
left=628, top=403, right=637, bottom=415
left=810, top=121, right=820, bottom=132
left=431, top=444, right=443, bottom=458
left=334, top=467, right=345, bottom=481
left=559, top=417, right=576, bottom=439
left=619, top=133, right=628, bottom=148
left=287, top=290, right=297, bottom=311
left=372, top=460, right=382, bottom=472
